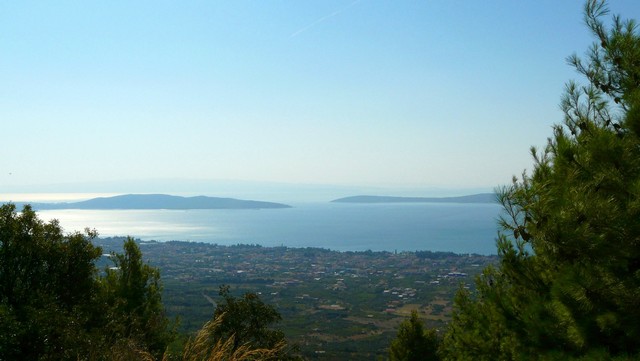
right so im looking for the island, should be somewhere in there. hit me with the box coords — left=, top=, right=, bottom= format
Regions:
left=331, top=193, right=496, bottom=204
left=22, top=194, right=291, bottom=210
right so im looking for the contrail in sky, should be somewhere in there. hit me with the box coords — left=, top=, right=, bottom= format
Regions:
left=289, top=0, right=362, bottom=38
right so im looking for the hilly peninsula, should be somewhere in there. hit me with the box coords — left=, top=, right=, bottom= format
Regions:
left=331, top=193, right=495, bottom=204
left=25, top=194, right=291, bottom=210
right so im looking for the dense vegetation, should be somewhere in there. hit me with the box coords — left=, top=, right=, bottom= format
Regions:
left=2, top=0, right=638, bottom=360
left=385, top=1, right=640, bottom=360
left=0, top=204, right=175, bottom=360
left=0, top=204, right=298, bottom=360
left=436, top=1, right=640, bottom=360
left=388, top=310, right=439, bottom=361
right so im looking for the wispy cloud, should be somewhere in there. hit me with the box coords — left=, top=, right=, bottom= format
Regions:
left=289, top=0, right=362, bottom=38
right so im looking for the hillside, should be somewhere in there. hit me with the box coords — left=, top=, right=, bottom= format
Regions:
left=331, top=193, right=495, bottom=204
left=24, top=194, right=291, bottom=210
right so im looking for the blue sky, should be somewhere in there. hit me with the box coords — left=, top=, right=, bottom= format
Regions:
left=2, top=1, right=639, bottom=195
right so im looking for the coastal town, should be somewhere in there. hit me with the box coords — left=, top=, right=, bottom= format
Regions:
left=96, top=237, right=496, bottom=360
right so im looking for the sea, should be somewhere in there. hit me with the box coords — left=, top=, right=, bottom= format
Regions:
left=25, top=201, right=503, bottom=255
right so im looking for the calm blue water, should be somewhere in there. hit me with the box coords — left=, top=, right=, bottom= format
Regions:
left=37, top=202, right=502, bottom=255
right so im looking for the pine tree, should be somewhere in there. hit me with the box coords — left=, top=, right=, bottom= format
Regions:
left=441, top=1, right=640, bottom=359
left=389, top=310, right=440, bottom=361
left=204, top=285, right=301, bottom=360
left=103, top=237, right=176, bottom=359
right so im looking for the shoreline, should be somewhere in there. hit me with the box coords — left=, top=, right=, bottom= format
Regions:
left=95, top=236, right=499, bottom=257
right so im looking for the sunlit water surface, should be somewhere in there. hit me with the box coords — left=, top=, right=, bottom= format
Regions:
left=34, top=203, right=502, bottom=255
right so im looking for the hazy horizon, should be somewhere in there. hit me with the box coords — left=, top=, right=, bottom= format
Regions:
left=2, top=178, right=494, bottom=204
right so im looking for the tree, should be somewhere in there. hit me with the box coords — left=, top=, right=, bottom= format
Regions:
left=389, top=310, right=440, bottom=361
left=0, top=204, right=103, bottom=360
left=0, top=205, right=175, bottom=360
left=441, top=1, right=640, bottom=359
left=103, top=237, right=176, bottom=359
left=202, top=285, right=299, bottom=360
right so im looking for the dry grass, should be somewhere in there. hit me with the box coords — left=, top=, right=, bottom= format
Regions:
left=109, top=339, right=157, bottom=361
left=107, top=313, right=286, bottom=361
left=169, top=313, right=286, bottom=361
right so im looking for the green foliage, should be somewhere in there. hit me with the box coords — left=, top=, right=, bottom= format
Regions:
left=103, top=237, right=177, bottom=359
left=0, top=204, right=103, bottom=360
left=0, top=205, right=174, bottom=360
left=389, top=310, right=439, bottom=361
left=205, top=285, right=300, bottom=360
left=178, top=312, right=286, bottom=361
left=441, top=1, right=640, bottom=359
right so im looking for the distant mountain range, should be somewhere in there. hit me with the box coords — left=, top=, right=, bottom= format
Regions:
left=22, top=194, right=291, bottom=210
left=331, top=193, right=496, bottom=204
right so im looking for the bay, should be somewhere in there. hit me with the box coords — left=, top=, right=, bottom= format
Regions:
left=35, top=202, right=502, bottom=255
